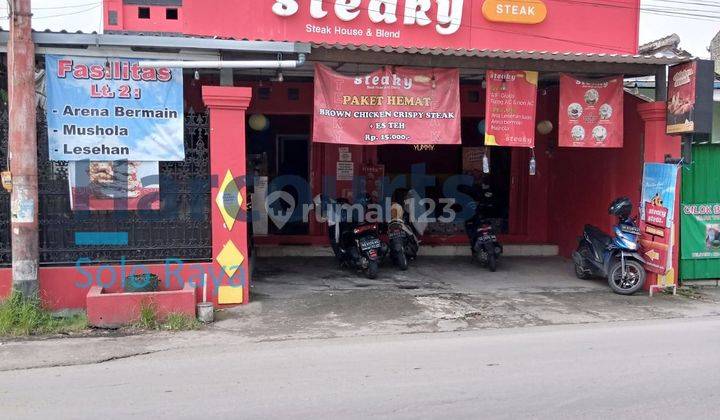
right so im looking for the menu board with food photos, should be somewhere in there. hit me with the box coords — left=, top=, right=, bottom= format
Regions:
left=68, top=161, right=160, bottom=211
left=559, top=74, right=624, bottom=148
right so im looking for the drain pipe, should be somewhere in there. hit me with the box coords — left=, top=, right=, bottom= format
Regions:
left=138, top=53, right=306, bottom=69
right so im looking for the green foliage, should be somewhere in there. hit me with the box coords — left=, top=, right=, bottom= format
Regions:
left=134, top=302, right=200, bottom=331
left=0, top=292, right=87, bottom=336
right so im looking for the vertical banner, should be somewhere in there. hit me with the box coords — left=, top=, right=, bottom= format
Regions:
left=666, top=60, right=714, bottom=135
left=484, top=70, right=538, bottom=148
left=313, top=64, right=460, bottom=145
left=45, top=55, right=185, bottom=161
left=639, top=163, right=679, bottom=275
left=558, top=74, right=624, bottom=148
left=68, top=161, right=160, bottom=211
left=681, top=204, right=720, bottom=259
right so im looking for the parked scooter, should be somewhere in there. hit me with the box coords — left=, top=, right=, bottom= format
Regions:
left=386, top=189, right=423, bottom=270
left=572, top=197, right=647, bottom=295
left=464, top=186, right=503, bottom=272
left=318, top=195, right=387, bottom=279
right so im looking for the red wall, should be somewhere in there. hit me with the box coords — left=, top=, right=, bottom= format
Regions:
left=547, top=92, right=646, bottom=256
left=0, top=263, right=216, bottom=311
left=103, top=0, right=640, bottom=54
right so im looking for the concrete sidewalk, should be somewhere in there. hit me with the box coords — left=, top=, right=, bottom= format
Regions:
left=2, top=256, right=719, bottom=371
left=212, top=256, right=720, bottom=340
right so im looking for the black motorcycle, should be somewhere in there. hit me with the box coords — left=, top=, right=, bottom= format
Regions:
left=464, top=189, right=503, bottom=271
left=466, top=212, right=503, bottom=271
left=321, top=196, right=387, bottom=279
left=386, top=190, right=422, bottom=270
left=572, top=197, right=647, bottom=295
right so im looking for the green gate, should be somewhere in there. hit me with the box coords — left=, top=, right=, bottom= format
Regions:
left=680, top=144, right=720, bottom=280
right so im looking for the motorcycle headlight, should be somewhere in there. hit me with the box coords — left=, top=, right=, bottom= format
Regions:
left=626, top=241, right=638, bottom=251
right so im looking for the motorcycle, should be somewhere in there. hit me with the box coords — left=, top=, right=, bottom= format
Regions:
left=464, top=186, right=503, bottom=271
left=572, top=197, right=647, bottom=295
left=386, top=189, right=423, bottom=270
left=465, top=208, right=503, bottom=272
left=319, top=195, right=387, bottom=279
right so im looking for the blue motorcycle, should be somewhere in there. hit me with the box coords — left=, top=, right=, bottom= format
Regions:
left=572, top=198, right=647, bottom=295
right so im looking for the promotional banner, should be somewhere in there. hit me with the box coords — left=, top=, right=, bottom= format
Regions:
left=312, top=64, right=460, bottom=146
left=666, top=60, right=714, bottom=135
left=484, top=70, right=538, bottom=148
left=681, top=203, right=720, bottom=259
left=360, top=163, right=385, bottom=204
left=68, top=161, right=160, bottom=211
left=558, top=74, right=624, bottom=148
left=639, top=163, right=679, bottom=274
left=45, top=55, right=185, bottom=161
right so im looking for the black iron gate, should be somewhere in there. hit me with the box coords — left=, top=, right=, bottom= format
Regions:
left=0, top=110, right=212, bottom=267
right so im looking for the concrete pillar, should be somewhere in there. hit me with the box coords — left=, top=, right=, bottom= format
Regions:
left=638, top=101, right=682, bottom=291
left=202, top=86, right=252, bottom=305
left=8, top=0, right=39, bottom=298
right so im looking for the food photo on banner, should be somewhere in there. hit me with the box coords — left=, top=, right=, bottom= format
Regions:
left=639, top=163, right=679, bottom=274
left=45, top=55, right=185, bottom=161
left=666, top=59, right=714, bottom=136
left=68, top=161, right=160, bottom=211
left=484, top=70, right=538, bottom=148
left=681, top=203, right=720, bottom=259
left=312, top=64, right=460, bottom=145
left=558, top=74, right=624, bottom=148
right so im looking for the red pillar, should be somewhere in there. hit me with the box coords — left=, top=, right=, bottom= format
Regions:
left=202, top=86, right=252, bottom=305
left=638, top=102, right=682, bottom=291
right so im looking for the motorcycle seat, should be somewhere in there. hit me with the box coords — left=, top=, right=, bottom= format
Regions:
left=584, top=224, right=612, bottom=247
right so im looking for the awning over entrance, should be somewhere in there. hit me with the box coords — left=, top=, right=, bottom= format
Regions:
left=308, top=42, right=686, bottom=77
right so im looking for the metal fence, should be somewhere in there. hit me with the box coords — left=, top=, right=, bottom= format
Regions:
left=0, top=110, right=212, bottom=267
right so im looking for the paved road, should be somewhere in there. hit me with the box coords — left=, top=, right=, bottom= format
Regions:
left=2, top=317, right=720, bottom=419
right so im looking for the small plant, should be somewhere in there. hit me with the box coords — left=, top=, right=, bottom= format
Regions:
left=162, top=313, right=201, bottom=331
left=135, top=301, right=158, bottom=330
left=133, top=302, right=200, bottom=331
left=0, top=292, right=87, bottom=337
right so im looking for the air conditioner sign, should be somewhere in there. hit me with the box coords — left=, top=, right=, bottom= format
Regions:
left=482, top=0, right=547, bottom=24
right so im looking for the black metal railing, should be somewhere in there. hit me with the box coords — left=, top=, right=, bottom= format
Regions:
left=0, top=110, right=212, bottom=266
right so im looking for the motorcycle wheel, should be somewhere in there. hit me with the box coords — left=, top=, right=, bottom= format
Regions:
left=488, top=252, right=497, bottom=272
left=366, top=260, right=379, bottom=279
left=396, top=252, right=409, bottom=271
left=574, top=263, right=590, bottom=279
left=608, top=260, right=646, bottom=295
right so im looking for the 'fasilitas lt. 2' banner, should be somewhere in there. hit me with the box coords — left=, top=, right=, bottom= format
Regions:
left=45, top=55, right=185, bottom=161
left=681, top=203, right=720, bottom=259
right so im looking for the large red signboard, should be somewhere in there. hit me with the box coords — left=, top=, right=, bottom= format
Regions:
left=558, top=74, right=624, bottom=148
left=312, top=64, right=460, bottom=145
left=666, top=60, right=714, bottom=135
left=106, top=1, right=641, bottom=55
left=484, top=70, right=538, bottom=148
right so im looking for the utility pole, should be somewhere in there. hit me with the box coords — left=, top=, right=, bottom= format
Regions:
left=7, top=0, right=39, bottom=298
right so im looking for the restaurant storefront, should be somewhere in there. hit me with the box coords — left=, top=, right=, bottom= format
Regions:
left=0, top=0, right=687, bottom=313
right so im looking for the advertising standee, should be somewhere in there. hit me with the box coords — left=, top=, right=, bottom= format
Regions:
left=639, top=163, right=679, bottom=276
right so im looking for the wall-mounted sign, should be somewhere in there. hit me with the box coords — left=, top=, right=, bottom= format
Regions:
left=45, top=55, right=185, bottom=161
left=123, top=1, right=640, bottom=54
left=68, top=161, right=160, bottom=211
left=681, top=203, right=720, bottom=260
left=558, top=74, right=624, bottom=148
left=313, top=64, right=460, bottom=146
left=666, top=59, right=714, bottom=135
left=481, top=0, right=547, bottom=24
left=484, top=70, right=538, bottom=148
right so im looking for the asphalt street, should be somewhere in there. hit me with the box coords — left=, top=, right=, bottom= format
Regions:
left=2, top=316, right=720, bottom=419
